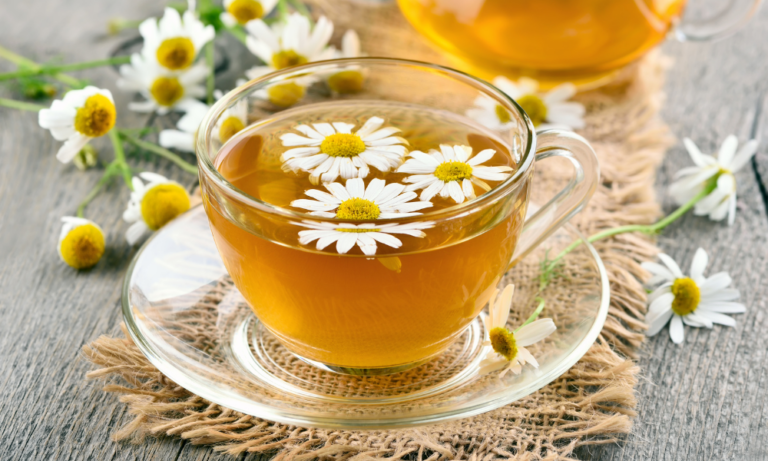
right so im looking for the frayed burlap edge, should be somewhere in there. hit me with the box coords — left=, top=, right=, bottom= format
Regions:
left=82, top=5, right=673, bottom=459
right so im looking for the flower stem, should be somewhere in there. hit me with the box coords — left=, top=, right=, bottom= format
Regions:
left=119, top=132, right=199, bottom=175
left=108, top=129, right=134, bottom=190
left=205, top=42, right=215, bottom=105
left=226, top=26, right=248, bottom=44
left=0, top=98, right=46, bottom=111
left=276, top=0, right=289, bottom=19
left=515, top=297, right=546, bottom=333
left=288, top=0, right=312, bottom=20
left=76, top=166, right=118, bottom=218
left=0, top=45, right=85, bottom=88
left=0, top=55, right=131, bottom=82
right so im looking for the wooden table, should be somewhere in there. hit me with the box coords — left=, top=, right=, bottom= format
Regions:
left=1, top=1, right=767, bottom=460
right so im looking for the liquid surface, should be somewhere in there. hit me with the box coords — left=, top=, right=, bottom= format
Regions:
left=205, top=102, right=528, bottom=368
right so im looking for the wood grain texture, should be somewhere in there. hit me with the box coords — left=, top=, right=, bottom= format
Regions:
left=0, top=1, right=767, bottom=460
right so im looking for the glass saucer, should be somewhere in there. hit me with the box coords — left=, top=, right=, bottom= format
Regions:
left=122, top=205, right=609, bottom=429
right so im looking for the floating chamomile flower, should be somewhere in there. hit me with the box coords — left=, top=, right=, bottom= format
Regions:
left=643, top=248, right=745, bottom=344
left=328, top=30, right=365, bottom=94
left=117, top=54, right=208, bottom=115
left=397, top=144, right=512, bottom=204
left=38, top=86, right=116, bottom=163
left=220, top=0, right=278, bottom=27
left=291, top=177, right=432, bottom=219
left=57, top=217, right=106, bottom=270
left=295, top=220, right=433, bottom=256
left=281, top=117, right=408, bottom=185
left=123, top=172, right=191, bottom=245
left=478, top=284, right=557, bottom=377
left=669, top=135, right=757, bottom=226
left=158, top=100, right=209, bottom=153
left=139, top=7, right=214, bottom=72
left=467, top=77, right=585, bottom=131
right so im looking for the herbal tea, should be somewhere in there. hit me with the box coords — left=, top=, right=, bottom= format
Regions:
left=205, top=101, right=528, bottom=369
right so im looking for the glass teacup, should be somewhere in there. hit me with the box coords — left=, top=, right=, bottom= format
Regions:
left=197, top=58, right=599, bottom=375
left=397, top=0, right=761, bottom=87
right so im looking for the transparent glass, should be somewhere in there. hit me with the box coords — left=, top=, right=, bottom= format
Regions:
left=396, top=0, right=761, bottom=88
left=196, top=58, right=599, bottom=374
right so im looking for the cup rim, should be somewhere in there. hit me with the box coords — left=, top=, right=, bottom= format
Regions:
left=196, top=57, right=537, bottom=223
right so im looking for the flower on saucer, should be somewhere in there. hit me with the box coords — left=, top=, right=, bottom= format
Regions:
left=280, top=116, right=408, bottom=184
left=220, top=0, right=278, bottom=27
left=117, top=54, right=208, bottom=115
left=478, top=284, right=557, bottom=377
left=467, top=77, right=585, bottom=131
left=291, top=177, right=432, bottom=219
left=123, top=172, right=192, bottom=245
left=643, top=248, right=745, bottom=344
left=159, top=100, right=210, bottom=152
left=139, top=7, right=214, bottom=72
left=38, top=86, right=116, bottom=163
left=295, top=220, right=433, bottom=256
left=327, top=30, right=365, bottom=94
left=669, top=135, right=758, bottom=225
left=57, top=216, right=105, bottom=270
left=396, top=144, right=512, bottom=204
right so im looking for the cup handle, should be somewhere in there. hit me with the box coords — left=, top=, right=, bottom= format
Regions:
left=509, top=130, right=599, bottom=266
left=674, top=0, right=761, bottom=42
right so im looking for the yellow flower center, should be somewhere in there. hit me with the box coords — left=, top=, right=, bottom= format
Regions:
left=156, top=37, right=196, bottom=70
left=434, top=161, right=473, bottom=182
left=336, top=198, right=381, bottom=220
left=489, top=326, right=518, bottom=361
left=60, top=223, right=105, bottom=270
left=517, top=94, right=548, bottom=127
left=266, top=82, right=305, bottom=107
left=494, top=104, right=511, bottom=124
left=320, top=133, right=366, bottom=158
left=336, top=227, right=379, bottom=233
left=328, top=70, right=365, bottom=94
left=228, top=0, right=264, bottom=24
left=140, top=183, right=191, bottom=231
left=271, top=50, right=308, bottom=70
left=218, top=116, right=245, bottom=144
left=73, top=94, right=116, bottom=137
left=150, top=77, right=185, bottom=107
left=670, top=277, right=701, bottom=316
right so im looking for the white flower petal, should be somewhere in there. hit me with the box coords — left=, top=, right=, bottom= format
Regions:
left=696, top=310, right=737, bottom=327
left=669, top=315, right=685, bottom=344
left=658, top=253, right=684, bottom=278
left=697, top=302, right=746, bottom=314
left=647, top=310, right=674, bottom=337
left=689, top=248, right=708, bottom=283
left=515, top=318, right=556, bottom=347
left=717, top=135, right=738, bottom=166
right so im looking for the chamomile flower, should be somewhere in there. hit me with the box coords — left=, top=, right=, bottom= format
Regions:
left=295, top=220, right=433, bottom=256
left=478, top=284, right=557, bottom=377
left=643, top=248, right=746, bottom=344
left=396, top=144, right=512, bottom=204
left=158, top=100, right=209, bottom=152
left=327, top=30, right=365, bottom=94
left=212, top=89, right=249, bottom=144
left=467, top=77, right=585, bottom=131
left=123, top=172, right=192, bottom=245
left=57, top=217, right=106, bottom=270
left=220, top=0, right=278, bottom=27
left=117, top=53, right=208, bottom=115
left=669, top=135, right=758, bottom=225
left=291, top=177, right=432, bottom=219
left=38, top=86, right=116, bottom=163
left=280, top=117, right=408, bottom=184
left=139, top=7, right=214, bottom=72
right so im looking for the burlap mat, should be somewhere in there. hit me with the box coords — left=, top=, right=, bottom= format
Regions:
left=82, top=3, right=673, bottom=459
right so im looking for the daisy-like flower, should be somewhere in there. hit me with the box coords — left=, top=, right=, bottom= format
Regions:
left=123, top=172, right=192, bottom=245
left=38, top=86, right=116, bottom=163
left=291, top=177, right=432, bottom=219
left=212, top=89, right=249, bottom=144
left=158, top=100, right=209, bottom=152
left=643, top=248, right=746, bottom=344
left=327, top=30, right=365, bottom=94
left=396, top=144, right=512, bottom=204
left=467, top=77, right=585, bottom=131
left=478, top=284, right=557, bottom=377
left=669, top=135, right=758, bottom=225
left=57, top=217, right=106, bottom=270
left=139, top=7, right=214, bottom=72
left=220, top=0, right=278, bottom=27
left=117, top=54, right=208, bottom=115
left=295, top=220, right=432, bottom=256
left=280, top=117, right=408, bottom=184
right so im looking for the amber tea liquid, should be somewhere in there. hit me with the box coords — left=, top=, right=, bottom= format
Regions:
left=205, top=101, right=528, bottom=369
